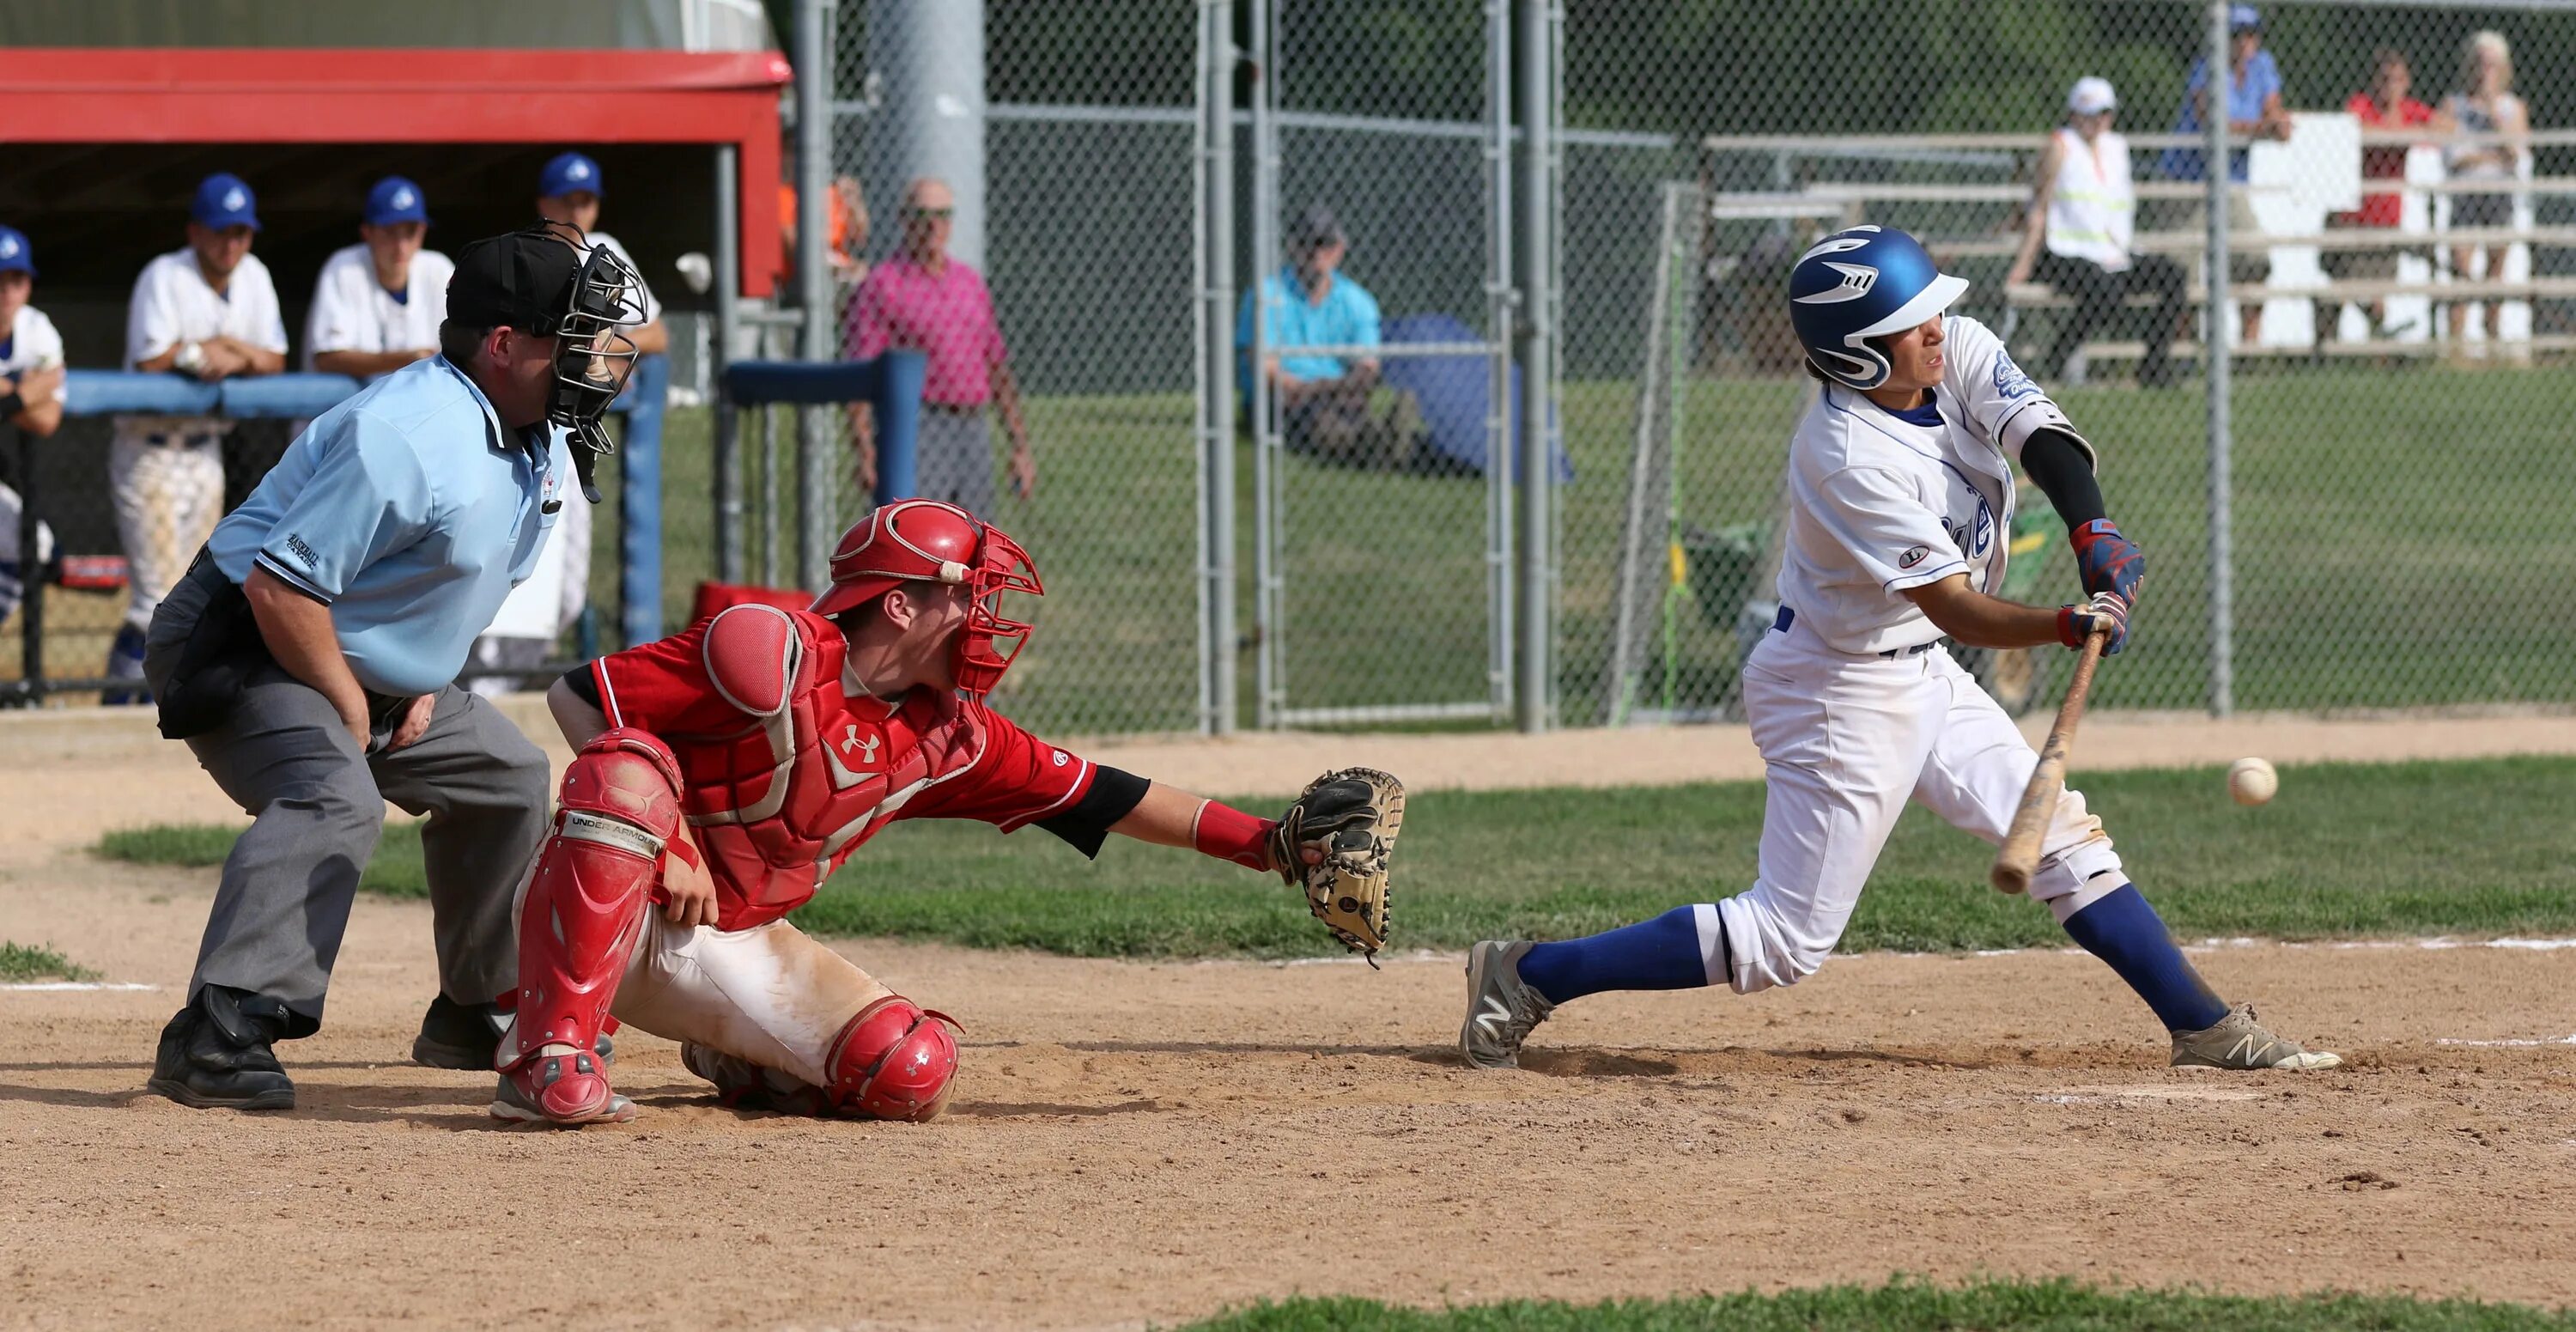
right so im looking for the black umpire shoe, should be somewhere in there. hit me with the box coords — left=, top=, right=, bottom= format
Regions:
left=147, top=985, right=296, bottom=1111
left=412, top=993, right=613, bottom=1070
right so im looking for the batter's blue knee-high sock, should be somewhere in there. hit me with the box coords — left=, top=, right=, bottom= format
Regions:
left=1516, top=905, right=1719, bottom=1005
left=2060, top=883, right=2229, bottom=1032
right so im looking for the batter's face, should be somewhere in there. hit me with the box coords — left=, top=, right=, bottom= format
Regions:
left=0, top=272, right=28, bottom=330
left=541, top=192, right=603, bottom=234
left=187, top=223, right=254, bottom=282
left=1874, top=316, right=1946, bottom=398
left=361, top=222, right=425, bottom=285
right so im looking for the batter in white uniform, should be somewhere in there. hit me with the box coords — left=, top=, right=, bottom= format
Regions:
left=109, top=173, right=289, bottom=696
left=1459, top=226, right=2341, bottom=1072
left=305, top=176, right=452, bottom=380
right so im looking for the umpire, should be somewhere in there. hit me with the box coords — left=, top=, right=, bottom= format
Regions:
left=141, top=221, right=643, bottom=1110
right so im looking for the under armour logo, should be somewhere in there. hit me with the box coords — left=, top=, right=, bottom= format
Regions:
left=841, top=726, right=880, bottom=764
left=223, top=188, right=246, bottom=211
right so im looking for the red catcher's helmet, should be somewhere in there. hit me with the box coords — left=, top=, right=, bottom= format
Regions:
left=811, top=500, right=1042, bottom=696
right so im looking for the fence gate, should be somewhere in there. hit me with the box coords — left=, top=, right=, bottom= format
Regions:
left=1246, top=0, right=1515, bottom=727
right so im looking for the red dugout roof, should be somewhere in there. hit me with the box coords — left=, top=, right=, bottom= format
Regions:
left=0, top=47, right=791, bottom=296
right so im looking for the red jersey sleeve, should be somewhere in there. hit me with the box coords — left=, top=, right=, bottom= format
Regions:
left=587, top=621, right=756, bottom=739
left=905, top=700, right=1097, bottom=831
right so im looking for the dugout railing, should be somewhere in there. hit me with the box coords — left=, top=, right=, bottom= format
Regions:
left=1, top=358, right=669, bottom=706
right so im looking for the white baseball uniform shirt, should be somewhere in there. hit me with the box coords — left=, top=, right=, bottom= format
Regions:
left=1774, top=315, right=2092, bottom=656
left=302, top=243, right=453, bottom=374
left=583, top=232, right=661, bottom=325
left=1, top=305, right=66, bottom=389
left=119, top=247, right=289, bottom=436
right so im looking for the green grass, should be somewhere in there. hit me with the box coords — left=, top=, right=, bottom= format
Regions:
left=97, top=755, right=2576, bottom=959
left=602, top=362, right=2576, bottom=739
left=1177, top=1279, right=2576, bottom=1331
left=0, top=941, right=100, bottom=983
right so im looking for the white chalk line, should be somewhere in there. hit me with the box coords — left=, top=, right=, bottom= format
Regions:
left=0, top=981, right=158, bottom=992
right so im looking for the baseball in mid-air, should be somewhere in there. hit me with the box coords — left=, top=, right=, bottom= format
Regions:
left=2227, top=757, right=2278, bottom=806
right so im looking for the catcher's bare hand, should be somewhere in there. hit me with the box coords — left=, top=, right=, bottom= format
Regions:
left=662, top=838, right=720, bottom=929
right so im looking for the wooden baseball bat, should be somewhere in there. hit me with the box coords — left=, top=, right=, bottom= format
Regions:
left=1990, top=630, right=2109, bottom=895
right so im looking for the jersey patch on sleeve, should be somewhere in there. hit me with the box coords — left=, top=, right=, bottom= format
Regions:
left=1898, top=544, right=1932, bottom=570
left=1991, top=349, right=2042, bottom=404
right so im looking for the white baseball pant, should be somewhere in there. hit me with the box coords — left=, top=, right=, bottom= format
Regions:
left=109, top=427, right=226, bottom=630
left=1714, top=614, right=2125, bottom=994
left=609, top=914, right=891, bottom=1090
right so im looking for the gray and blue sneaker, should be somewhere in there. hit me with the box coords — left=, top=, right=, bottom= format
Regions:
left=1459, top=940, right=1555, bottom=1069
left=2171, top=1002, right=2344, bottom=1070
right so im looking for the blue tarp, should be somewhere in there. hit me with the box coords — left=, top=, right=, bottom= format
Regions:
left=1379, top=313, right=1569, bottom=483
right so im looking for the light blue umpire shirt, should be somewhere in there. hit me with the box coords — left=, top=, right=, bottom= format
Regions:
left=207, top=355, right=565, bottom=697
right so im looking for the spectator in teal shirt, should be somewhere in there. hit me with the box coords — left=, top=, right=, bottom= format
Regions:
left=2161, top=3, right=2293, bottom=346
left=1239, top=205, right=1405, bottom=465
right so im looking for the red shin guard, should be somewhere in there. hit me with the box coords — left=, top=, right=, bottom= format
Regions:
left=502, top=729, right=686, bottom=1121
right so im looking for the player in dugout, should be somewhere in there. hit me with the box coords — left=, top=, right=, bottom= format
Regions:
left=489, top=499, right=1402, bottom=1126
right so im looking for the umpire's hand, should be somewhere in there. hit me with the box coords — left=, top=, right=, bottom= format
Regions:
left=386, top=694, right=438, bottom=752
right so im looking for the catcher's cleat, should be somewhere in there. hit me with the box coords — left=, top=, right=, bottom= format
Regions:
left=146, top=985, right=296, bottom=1111
left=489, top=1048, right=635, bottom=1126
left=681, top=1043, right=830, bottom=1117
left=412, top=994, right=611, bottom=1071
left=1459, top=940, right=1555, bottom=1070
left=2171, top=1002, right=2344, bottom=1070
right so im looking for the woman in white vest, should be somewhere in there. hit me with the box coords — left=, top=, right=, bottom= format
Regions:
left=2007, top=76, right=2190, bottom=388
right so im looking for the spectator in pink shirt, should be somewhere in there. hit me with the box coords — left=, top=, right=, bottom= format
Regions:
left=843, top=178, right=1034, bottom=514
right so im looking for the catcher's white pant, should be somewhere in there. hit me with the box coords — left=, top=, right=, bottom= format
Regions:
left=109, top=428, right=226, bottom=630
left=1715, top=615, right=2124, bottom=994
left=610, top=914, right=891, bottom=1090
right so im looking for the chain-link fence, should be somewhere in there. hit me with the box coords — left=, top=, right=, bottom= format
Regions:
left=1562, top=0, right=2576, bottom=724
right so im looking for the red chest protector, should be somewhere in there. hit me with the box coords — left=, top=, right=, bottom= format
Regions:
left=672, top=604, right=987, bottom=930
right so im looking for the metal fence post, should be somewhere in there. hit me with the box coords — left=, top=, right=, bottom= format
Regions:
left=1197, top=1, right=1240, bottom=735
left=1515, top=0, right=1558, bottom=733
left=795, top=0, right=835, bottom=592
left=712, top=142, right=744, bottom=587
left=1249, top=0, right=1279, bottom=729
left=2205, top=0, right=2234, bottom=718
left=1485, top=0, right=1516, bottom=727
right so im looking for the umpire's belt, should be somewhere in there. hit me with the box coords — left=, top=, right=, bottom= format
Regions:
left=1772, top=605, right=1938, bottom=660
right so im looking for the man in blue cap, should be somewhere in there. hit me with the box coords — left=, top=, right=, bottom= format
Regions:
left=0, top=224, right=67, bottom=629
left=139, top=220, right=644, bottom=1111
left=2163, top=3, right=2293, bottom=348
left=537, top=152, right=668, bottom=356
left=306, top=175, right=451, bottom=381
left=109, top=172, right=289, bottom=701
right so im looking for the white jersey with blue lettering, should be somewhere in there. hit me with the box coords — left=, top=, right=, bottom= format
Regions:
left=1772, top=314, right=2092, bottom=656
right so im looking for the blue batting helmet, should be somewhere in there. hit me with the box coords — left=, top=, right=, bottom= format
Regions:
left=1787, top=225, right=1970, bottom=390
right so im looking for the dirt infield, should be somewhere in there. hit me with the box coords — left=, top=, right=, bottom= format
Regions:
left=8, top=707, right=2576, bottom=1329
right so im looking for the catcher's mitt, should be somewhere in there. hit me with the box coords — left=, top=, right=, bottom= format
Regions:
left=1268, top=768, right=1405, bottom=964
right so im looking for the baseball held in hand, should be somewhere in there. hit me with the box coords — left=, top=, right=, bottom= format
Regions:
left=2227, top=757, right=2278, bottom=806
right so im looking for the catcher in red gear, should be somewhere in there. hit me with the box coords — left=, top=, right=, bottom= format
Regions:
left=491, top=500, right=1394, bottom=1126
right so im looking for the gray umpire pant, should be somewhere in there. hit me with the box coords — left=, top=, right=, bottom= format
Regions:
left=143, top=560, right=551, bottom=1031
left=913, top=408, right=994, bottom=519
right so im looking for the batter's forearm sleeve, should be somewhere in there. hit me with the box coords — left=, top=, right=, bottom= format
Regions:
left=2021, top=428, right=2107, bottom=528
left=1036, top=764, right=1150, bottom=859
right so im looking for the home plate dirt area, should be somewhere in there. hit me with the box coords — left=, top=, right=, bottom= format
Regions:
left=5, top=847, right=2574, bottom=1330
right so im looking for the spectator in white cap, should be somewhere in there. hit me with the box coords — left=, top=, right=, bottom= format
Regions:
left=2008, top=76, right=2190, bottom=387
left=306, top=176, right=452, bottom=381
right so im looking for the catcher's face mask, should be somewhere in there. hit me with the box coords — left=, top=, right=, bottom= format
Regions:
left=528, top=225, right=645, bottom=501
left=951, top=523, right=1042, bottom=697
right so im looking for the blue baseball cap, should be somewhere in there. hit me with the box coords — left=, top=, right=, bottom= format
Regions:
left=538, top=151, right=603, bottom=200
left=2230, top=4, right=2263, bottom=31
left=191, top=173, right=262, bottom=231
left=364, top=176, right=431, bottom=227
left=0, top=226, right=33, bottom=277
